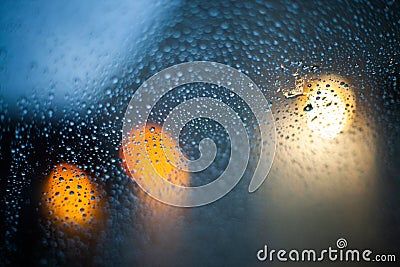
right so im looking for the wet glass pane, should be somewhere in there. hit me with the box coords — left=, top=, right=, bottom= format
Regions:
left=1, top=0, right=399, bottom=266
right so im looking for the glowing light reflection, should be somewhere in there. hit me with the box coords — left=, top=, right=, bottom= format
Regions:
left=41, top=163, right=104, bottom=231
left=120, top=123, right=190, bottom=201
left=120, top=123, right=188, bottom=266
left=297, top=75, right=356, bottom=139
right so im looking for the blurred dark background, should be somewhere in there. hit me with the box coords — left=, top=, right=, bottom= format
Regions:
left=1, top=0, right=399, bottom=266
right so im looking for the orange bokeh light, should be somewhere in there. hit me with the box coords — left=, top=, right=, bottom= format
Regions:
left=120, top=123, right=189, bottom=198
left=41, top=163, right=103, bottom=230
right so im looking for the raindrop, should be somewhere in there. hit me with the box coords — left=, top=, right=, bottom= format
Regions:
left=304, top=103, right=313, bottom=112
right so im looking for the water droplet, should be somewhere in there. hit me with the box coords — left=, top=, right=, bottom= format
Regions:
left=304, top=103, right=313, bottom=112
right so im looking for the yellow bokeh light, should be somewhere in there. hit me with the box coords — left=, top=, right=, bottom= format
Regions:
left=297, top=75, right=356, bottom=139
left=41, top=163, right=104, bottom=230
left=120, top=123, right=189, bottom=201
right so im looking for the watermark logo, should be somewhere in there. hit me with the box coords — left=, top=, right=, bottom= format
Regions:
left=122, top=61, right=276, bottom=207
left=257, top=238, right=396, bottom=263
left=336, top=238, right=348, bottom=249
